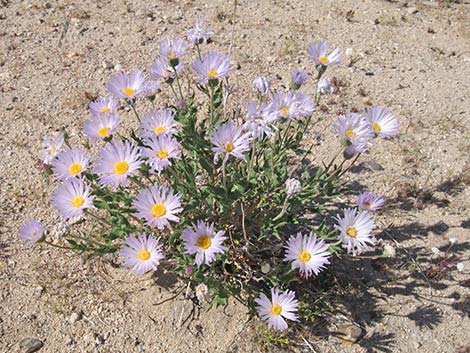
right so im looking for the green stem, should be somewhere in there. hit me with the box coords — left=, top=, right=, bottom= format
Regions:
left=44, top=241, right=72, bottom=250
left=169, top=82, right=180, bottom=102
left=273, top=196, right=289, bottom=221
left=280, top=120, right=293, bottom=149
left=248, top=139, right=256, bottom=177
left=195, top=43, right=202, bottom=61
left=85, top=210, right=111, bottom=226
left=209, top=85, right=215, bottom=130
left=69, top=234, right=116, bottom=249
left=173, top=67, right=184, bottom=101
left=222, top=159, right=228, bottom=195
left=130, top=103, right=141, bottom=123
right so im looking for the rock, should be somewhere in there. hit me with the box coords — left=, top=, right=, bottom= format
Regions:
left=95, top=334, right=105, bottom=345
left=114, top=64, right=122, bottom=71
left=101, top=61, right=113, bottom=69
left=19, top=338, right=44, bottom=353
left=407, top=7, right=418, bottom=14
left=333, top=323, right=363, bottom=343
left=69, top=311, right=82, bottom=324
left=33, top=286, right=44, bottom=298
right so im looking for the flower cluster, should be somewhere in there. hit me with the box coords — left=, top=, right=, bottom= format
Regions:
left=25, top=22, right=399, bottom=333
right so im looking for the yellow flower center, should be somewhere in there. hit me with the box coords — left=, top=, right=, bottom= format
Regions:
left=113, top=161, right=129, bottom=175
left=318, top=56, right=329, bottom=65
left=345, top=129, right=356, bottom=138
left=138, top=249, right=151, bottom=261
left=281, top=107, right=289, bottom=116
left=71, top=196, right=85, bottom=208
left=163, top=70, right=171, bottom=78
left=151, top=203, right=166, bottom=218
left=270, top=304, right=282, bottom=316
left=363, top=201, right=371, bottom=209
left=346, top=227, right=357, bottom=238
left=100, top=107, right=110, bottom=113
left=372, top=122, right=382, bottom=133
left=68, top=163, right=82, bottom=175
left=197, top=235, right=212, bottom=250
left=157, top=149, right=169, bottom=160
left=123, top=87, right=134, bottom=97
left=225, top=142, right=234, bottom=153
left=208, top=69, right=217, bottom=78
left=98, top=126, right=109, bottom=138
left=299, top=250, right=311, bottom=263
left=168, top=50, right=176, bottom=59
left=154, top=125, right=167, bottom=135
left=49, top=147, right=57, bottom=155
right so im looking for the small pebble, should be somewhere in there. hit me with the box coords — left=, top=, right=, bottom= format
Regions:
left=19, top=337, right=44, bottom=353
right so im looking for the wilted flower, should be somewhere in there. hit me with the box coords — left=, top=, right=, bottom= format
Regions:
left=268, top=90, right=315, bottom=120
left=52, top=178, right=94, bottom=219
left=140, top=109, right=178, bottom=140
left=119, top=233, right=164, bottom=275
left=107, top=70, right=147, bottom=100
left=149, top=57, right=184, bottom=82
left=141, top=135, right=181, bottom=174
left=83, top=114, right=121, bottom=141
left=210, top=121, right=252, bottom=163
left=195, top=283, right=212, bottom=303
left=244, top=101, right=276, bottom=140
left=252, top=76, right=271, bottom=96
left=365, top=106, right=399, bottom=138
left=335, top=208, right=375, bottom=255
left=449, top=237, right=457, bottom=245
left=317, top=77, right=336, bottom=95
left=133, top=184, right=183, bottom=230
left=192, top=51, right=231, bottom=83
left=457, top=262, right=464, bottom=272
left=159, top=37, right=189, bottom=63
left=284, top=232, right=331, bottom=278
left=357, top=192, right=385, bottom=211
left=51, top=146, right=90, bottom=180
left=182, top=220, right=227, bottom=267
left=285, top=178, right=301, bottom=196
left=383, top=244, right=396, bottom=258
left=290, top=70, right=309, bottom=88
left=19, top=220, right=44, bottom=246
left=89, top=96, right=118, bottom=116
left=255, top=288, right=299, bottom=331
left=41, top=134, right=65, bottom=165
left=93, top=140, right=142, bottom=189
left=141, top=80, right=161, bottom=97
left=431, top=247, right=440, bottom=254
left=187, top=18, right=213, bottom=45
left=307, top=40, right=343, bottom=66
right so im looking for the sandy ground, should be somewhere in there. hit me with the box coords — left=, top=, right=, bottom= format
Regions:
left=1, top=0, right=469, bottom=352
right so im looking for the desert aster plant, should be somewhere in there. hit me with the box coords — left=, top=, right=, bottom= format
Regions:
left=83, top=114, right=121, bottom=141
left=182, top=221, right=227, bottom=267
left=52, top=178, right=94, bottom=219
left=140, top=109, right=178, bottom=140
left=41, top=134, right=65, bottom=165
left=210, top=121, right=252, bottom=163
left=133, top=184, right=183, bottom=230
left=365, top=106, right=399, bottom=138
left=51, top=146, right=90, bottom=180
left=192, top=51, right=231, bottom=84
left=93, top=140, right=142, bottom=189
left=307, top=40, right=343, bottom=67
left=140, top=135, right=182, bottom=174
left=107, top=70, right=147, bottom=100
left=335, top=208, right=376, bottom=255
left=284, top=232, right=331, bottom=278
left=149, top=57, right=184, bottom=82
left=19, top=220, right=44, bottom=246
left=268, top=90, right=315, bottom=120
left=89, top=96, right=118, bottom=116
left=187, top=18, right=213, bottom=45
left=357, top=192, right=385, bottom=211
left=119, top=233, right=165, bottom=275
left=159, top=37, right=189, bottom=64
left=255, top=288, right=299, bottom=331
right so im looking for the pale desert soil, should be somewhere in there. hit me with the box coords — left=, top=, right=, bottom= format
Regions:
left=1, top=0, right=469, bottom=352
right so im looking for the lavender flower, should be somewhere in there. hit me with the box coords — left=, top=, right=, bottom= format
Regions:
left=93, top=140, right=142, bottom=189
left=182, top=221, right=227, bottom=267
left=187, top=18, right=213, bottom=45
left=141, top=135, right=182, bottom=174
left=307, top=40, right=343, bottom=66
left=133, top=184, right=183, bottom=230
left=243, top=100, right=276, bottom=140
left=41, top=134, right=65, bottom=165
left=140, top=109, right=178, bottom=140
left=19, top=220, right=44, bottom=246
left=290, top=70, right=309, bottom=88
left=51, top=146, right=90, bottom=180
left=159, top=37, right=189, bottom=64
left=107, top=71, right=147, bottom=100
left=268, top=90, right=315, bottom=120
left=119, top=233, right=164, bottom=275
left=89, top=96, right=118, bottom=116
left=255, top=288, right=299, bottom=331
left=83, top=114, right=120, bottom=141
left=365, top=106, right=399, bottom=138
left=149, top=57, right=184, bottom=82
left=52, top=178, right=94, bottom=219
left=192, top=51, right=231, bottom=84
left=335, top=208, right=376, bottom=255
left=210, top=121, right=252, bottom=163
left=252, top=76, right=271, bottom=96
left=357, top=192, right=385, bottom=211
left=333, top=113, right=374, bottom=148
left=141, top=80, right=161, bottom=97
